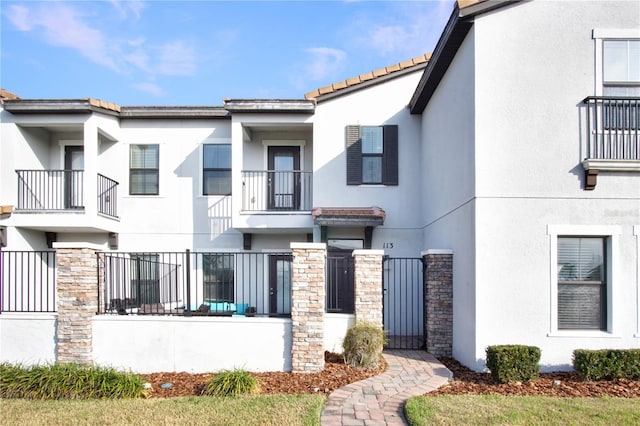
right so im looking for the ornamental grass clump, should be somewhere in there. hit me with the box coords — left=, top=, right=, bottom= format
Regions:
left=342, top=321, right=386, bottom=369
left=202, top=369, right=260, bottom=397
left=0, top=362, right=145, bottom=399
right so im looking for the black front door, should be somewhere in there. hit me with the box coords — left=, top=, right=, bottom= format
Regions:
left=326, top=249, right=355, bottom=314
left=64, top=146, right=84, bottom=209
left=267, top=146, right=300, bottom=210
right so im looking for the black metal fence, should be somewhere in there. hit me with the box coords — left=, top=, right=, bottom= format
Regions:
left=17, top=170, right=84, bottom=211
left=99, top=251, right=293, bottom=317
left=326, top=254, right=354, bottom=314
left=98, top=174, right=118, bottom=218
left=383, top=257, right=425, bottom=349
left=584, top=97, right=640, bottom=160
left=241, top=170, right=313, bottom=211
left=0, top=250, right=57, bottom=313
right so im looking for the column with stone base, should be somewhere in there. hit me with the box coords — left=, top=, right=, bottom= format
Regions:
left=56, top=246, right=99, bottom=365
left=423, top=249, right=453, bottom=357
left=353, top=250, right=384, bottom=328
left=290, top=242, right=326, bottom=373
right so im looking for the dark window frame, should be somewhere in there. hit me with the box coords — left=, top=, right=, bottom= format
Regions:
left=203, top=144, right=232, bottom=196
left=557, top=236, right=607, bottom=331
left=346, top=124, right=398, bottom=186
left=129, top=144, right=159, bottom=195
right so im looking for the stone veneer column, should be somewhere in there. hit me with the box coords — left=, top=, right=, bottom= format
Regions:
left=353, top=250, right=384, bottom=327
left=290, top=242, right=326, bottom=373
left=56, top=246, right=99, bottom=365
left=423, top=249, right=453, bottom=357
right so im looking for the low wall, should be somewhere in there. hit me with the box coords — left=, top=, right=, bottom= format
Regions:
left=93, top=316, right=293, bottom=373
left=0, top=313, right=57, bottom=364
left=324, top=313, right=355, bottom=353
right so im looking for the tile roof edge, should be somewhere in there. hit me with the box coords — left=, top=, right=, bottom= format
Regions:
left=304, top=53, right=431, bottom=101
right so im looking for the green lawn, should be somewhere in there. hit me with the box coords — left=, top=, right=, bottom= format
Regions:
left=405, top=395, right=640, bottom=426
left=0, top=394, right=324, bottom=426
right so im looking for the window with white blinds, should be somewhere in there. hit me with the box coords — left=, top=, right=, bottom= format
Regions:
left=557, top=237, right=606, bottom=330
left=130, top=144, right=159, bottom=195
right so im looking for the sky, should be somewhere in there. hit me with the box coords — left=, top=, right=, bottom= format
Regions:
left=1, top=0, right=453, bottom=106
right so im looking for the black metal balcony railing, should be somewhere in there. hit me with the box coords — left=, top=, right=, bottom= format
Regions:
left=242, top=170, right=313, bottom=212
left=584, top=97, right=640, bottom=160
left=98, top=174, right=119, bottom=218
left=17, top=170, right=84, bottom=211
left=16, top=170, right=118, bottom=218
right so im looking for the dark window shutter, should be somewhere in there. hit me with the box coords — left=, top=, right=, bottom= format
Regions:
left=382, top=125, right=398, bottom=185
left=346, top=125, right=362, bottom=185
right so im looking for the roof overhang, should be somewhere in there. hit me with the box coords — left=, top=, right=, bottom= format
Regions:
left=409, top=0, right=523, bottom=114
left=3, top=99, right=120, bottom=116
left=312, top=207, right=386, bottom=227
left=223, top=99, right=315, bottom=114
left=120, top=106, right=229, bottom=119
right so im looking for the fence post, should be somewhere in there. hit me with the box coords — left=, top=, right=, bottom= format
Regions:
left=353, top=250, right=384, bottom=327
left=185, top=249, right=191, bottom=315
left=422, top=249, right=453, bottom=357
left=55, top=245, right=100, bottom=365
left=290, top=242, right=326, bottom=373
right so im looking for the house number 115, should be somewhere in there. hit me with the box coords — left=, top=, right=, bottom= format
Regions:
left=382, top=242, right=394, bottom=249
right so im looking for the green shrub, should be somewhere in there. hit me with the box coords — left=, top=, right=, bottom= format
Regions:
left=485, top=345, right=541, bottom=384
left=342, top=321, right=386, bottom=369
left=573, top=349, right=640, bottom=380
left=0, top=362, right=145, bottom=399
left=202, top=369, right=260, bottom=397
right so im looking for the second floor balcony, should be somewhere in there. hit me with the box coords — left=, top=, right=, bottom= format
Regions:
left=16, top=170, right=119, bottom=219
left=241, top=170, right=312, bottom=212
left=582, top=97, right=640, bottom=189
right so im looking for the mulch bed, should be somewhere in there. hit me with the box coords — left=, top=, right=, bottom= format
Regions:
left=430, top=357, right=640, bottom=398
left=140, top=353, right=640, bottom=398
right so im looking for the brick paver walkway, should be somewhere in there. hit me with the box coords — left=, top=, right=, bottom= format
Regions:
left=321, top=350, right=452, bottom=425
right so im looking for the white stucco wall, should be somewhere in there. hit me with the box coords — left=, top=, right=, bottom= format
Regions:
left=0, top=313, right=57, bottom=364
left=420, top=28, right=477, bottom=368
left=312, top=70, right=424, bottom=257
left=469, top=0, right=640, bottom=370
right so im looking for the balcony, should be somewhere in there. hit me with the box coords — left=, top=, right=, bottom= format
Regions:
left=582, top=97, right=640, bottom=189
left=14, top=170, right=119, bottom=231
left=241, top=170, right=312, bottom=212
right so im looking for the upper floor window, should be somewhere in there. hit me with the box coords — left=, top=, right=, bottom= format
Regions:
left=603, top=40, right=640, bottom=96
left=557, top=237, right=607, bottom=331
left=346, top=124, right=398, bottom=186
left=203, top=144, right=231, bottom=195
left=130, top=144, right=159, bottom=195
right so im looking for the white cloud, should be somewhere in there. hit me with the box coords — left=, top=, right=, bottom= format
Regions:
left=6, top=5, right=31, bottom=31
left=109, top=0, right=145, bottom=19
left=155, top=41, right=197, bottom=76
left=304, top=47, right=347, bottom=81
left=133, top=82, right=165, bottom=97
left=352, top=0, right=453, bottom=59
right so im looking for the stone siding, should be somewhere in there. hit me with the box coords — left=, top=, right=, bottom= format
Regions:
left=353, top=250, right=384, bottom=327
left=56, top=247, right=99, bottom=365
left=424, top=250, right=453, bottom=357
left=290, top=243, right=326, bottom=373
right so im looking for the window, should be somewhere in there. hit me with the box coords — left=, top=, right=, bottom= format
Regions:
left=130, top=254, right=160, bottom=305
left=203, top=254, right=234, bottom=302
left=346, top=125, right=398, bottom=185
left=603, top=40, right=640, bottom=96
left=557, top=237, right=606, bottom=330
left=203, top=144, right=231, bottom=195
left=130, top=144, right=159, bottom=195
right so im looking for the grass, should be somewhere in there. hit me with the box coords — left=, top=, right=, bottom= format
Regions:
left=0, top=394, right=325, bottom=426
left=405, top=395, right=640, bottom=426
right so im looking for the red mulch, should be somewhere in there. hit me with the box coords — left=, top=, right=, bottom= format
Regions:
left=430, top=357, right=640, bottom=398
left=140, top=353, right=640, bottom=398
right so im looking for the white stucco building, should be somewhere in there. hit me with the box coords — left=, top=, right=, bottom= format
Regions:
left=1, top=0, right=639, bottom=371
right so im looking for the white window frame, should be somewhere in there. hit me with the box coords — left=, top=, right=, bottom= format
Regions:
left=592, top=28, right=640, bottom=96
left=128, top=143, right=160, bottom=197
left=198, top=139, right=232, bottom=198
left=547, top=225, right=621, bottom=337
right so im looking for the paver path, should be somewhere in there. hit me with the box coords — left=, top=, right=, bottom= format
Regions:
left=321, top=350, right=452, bottom=426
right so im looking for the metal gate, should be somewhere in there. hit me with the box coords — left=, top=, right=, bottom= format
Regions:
left=383, top=257, right=425, bottom=349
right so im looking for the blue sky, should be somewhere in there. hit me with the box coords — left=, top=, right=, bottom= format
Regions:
left=1, top=0, right=453, bottom=106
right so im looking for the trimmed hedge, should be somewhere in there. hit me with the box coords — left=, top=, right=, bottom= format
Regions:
left=573, top=349, right=640, bottom=380
left=0, top=362, right=145, bottom=399
left=485, top=345, right=541, bottom=384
